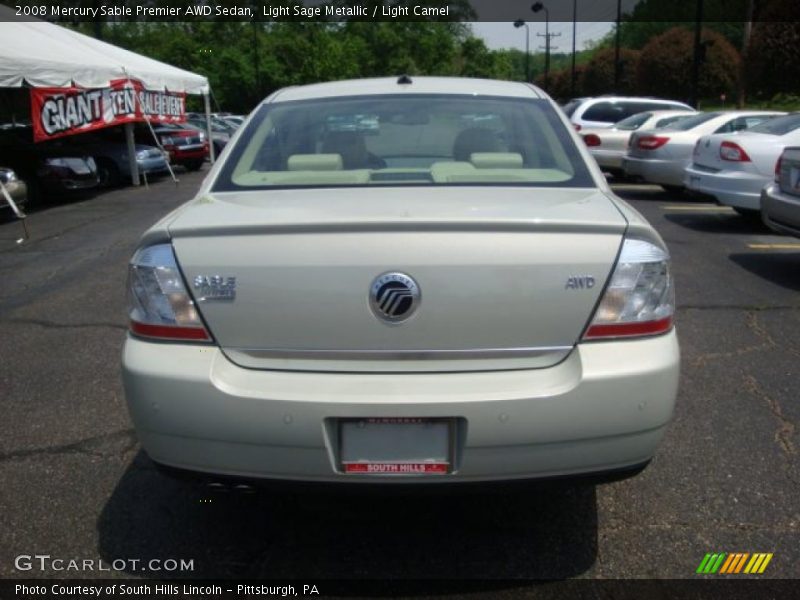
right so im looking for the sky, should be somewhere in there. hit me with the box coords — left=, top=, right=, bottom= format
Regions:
left=471, top=21, right=616, bottom=53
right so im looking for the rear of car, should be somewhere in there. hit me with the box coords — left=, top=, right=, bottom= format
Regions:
left=762, top=146, right=800, bottom=235
left=0, top=166, right=27, bottom=210
left=685, top=114, right=800, bottom=212
left=624, top=112, right=781, bottom=190
left=582, top=110, right=696, bottom=174
left=155, top=126, right=209, bottom=170
left=569, top=97, right=693, bottom=131
left=122, top=77, right=679, bottom=484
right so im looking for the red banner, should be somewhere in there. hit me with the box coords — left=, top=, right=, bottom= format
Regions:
left=30, top=78, right=186, bottom=142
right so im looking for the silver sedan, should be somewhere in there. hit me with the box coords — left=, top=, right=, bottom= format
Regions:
left=122, top=77, right=679, bottom=484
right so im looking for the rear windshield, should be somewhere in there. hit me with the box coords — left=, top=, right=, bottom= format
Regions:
left=662, top=112, right=721, bottom=131
left=213, top=94, right=594, bottom=191
left=615, top=112, right=652, bottom=131
left=747, top=113, right=800, bottom=136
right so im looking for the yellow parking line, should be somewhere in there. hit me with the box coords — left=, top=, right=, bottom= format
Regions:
left=748, top=243, right=800, bottom=250
left=660, top=205, right=733, bottom=211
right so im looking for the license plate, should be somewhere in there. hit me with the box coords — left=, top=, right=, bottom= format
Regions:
left=339, top=418, right=453, bottom=475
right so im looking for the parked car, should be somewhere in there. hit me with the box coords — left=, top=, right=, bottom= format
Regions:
left=581, top=109, right=697, bottom=177
left=563, top=96, right=693, bottom=131
left=221, top=115, right=246, bottom=129
left=685, top=113, right=800, bottom=214
left=0, top=166, right=27, bottom=211
left=183, top=120, right=231, bottom=156
left=623, top=111, right=783, bottom=192
left=0, top=126, right=99, bottom=201
left=122, top=76, right=679, bottom=485
left=63, top=130, right=169, bottom=187
left=151, top=124, right=209, bottom=171
left=762, top=146, right=800, bottom=235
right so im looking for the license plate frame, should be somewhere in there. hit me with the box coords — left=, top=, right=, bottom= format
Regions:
left=338, top=417, right=455, bottom=475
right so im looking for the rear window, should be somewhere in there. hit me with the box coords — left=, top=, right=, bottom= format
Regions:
left=662, top=112, right=721, bottom=131
left=213, top=94, right=594, bottom=190
left=747, top=113, right=800, bottom=136
left=654, top=115, right=690, bottom=128
left=615, top=112, right=653, bottom=131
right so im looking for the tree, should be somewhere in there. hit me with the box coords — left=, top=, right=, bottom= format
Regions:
left=635, top=27, right=740, bottom=103
left=744, top=0, right=800, bottom=100
left=580, top=47, right=640, bottom=96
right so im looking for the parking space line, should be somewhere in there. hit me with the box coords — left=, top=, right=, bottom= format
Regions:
left=660, top=204, right=734, bottom=211
left=747, top=243, right=800, bottom=250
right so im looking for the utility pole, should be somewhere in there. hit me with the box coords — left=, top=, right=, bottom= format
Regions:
left=514, top=20, right=531, bottom=83
left=614, top=0, right=622, bottom=91
left=690, top=0, right=704, bottom=108
left=571, top=0, right=577, bottom=97
left=738, top=0, right=754, bottom=107
left=537, top=28, right=561, bottom=90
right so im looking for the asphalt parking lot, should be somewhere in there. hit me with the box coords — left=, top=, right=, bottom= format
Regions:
left=0, top=173, right=798, bottom=584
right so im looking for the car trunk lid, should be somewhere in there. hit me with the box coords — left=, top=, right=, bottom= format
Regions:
left=168, top=187, right=627, bottom=372
left=778, top=147, right=800, bottom=197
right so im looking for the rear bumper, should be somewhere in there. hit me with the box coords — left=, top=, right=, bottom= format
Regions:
left=589, top=149, right=625, bottom=170
left=122, top=330, right=680, bottom=484
left=684, top=166, right=768, bottom=210
left=137, top=156, right=169, bottom=174
left=1, top=180, right=27, bottom=207
left=762, top=183, right=800, bottom=235
left=622, top=156, right=686, bottom=186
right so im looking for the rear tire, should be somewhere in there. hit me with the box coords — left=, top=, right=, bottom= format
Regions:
left=661, top=185, right=684, bottom=195
left=185, top=160, right=204, bottom=172
left=733, top=207, right=760, bottom=219
left=96, top=158, right=120, bottom=187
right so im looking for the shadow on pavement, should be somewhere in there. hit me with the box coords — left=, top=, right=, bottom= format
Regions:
left=729, top=252, right=800, bottom=291
left=663, top=212, right=770, bottom=234
left=97, top=451, right=598, bottom=581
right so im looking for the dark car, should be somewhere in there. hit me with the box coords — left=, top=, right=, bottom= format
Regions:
left=0, top=126, right=99, bottom=203
left=0, top=166, right=27, bottom=212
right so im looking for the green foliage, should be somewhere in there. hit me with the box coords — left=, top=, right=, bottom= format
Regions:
left=635, top=26, right=740, bottom=103
left=744, top=0, right=800, bottom=100
left=580, top=47, right=641, bottom=96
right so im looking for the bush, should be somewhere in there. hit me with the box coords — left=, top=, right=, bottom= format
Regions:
left=580, top=47, right=641, bottom=96
left=635, top=26, right=740, bottom=103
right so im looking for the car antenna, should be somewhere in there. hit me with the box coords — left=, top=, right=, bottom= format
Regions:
left=397, top=74, right=413, bottom=85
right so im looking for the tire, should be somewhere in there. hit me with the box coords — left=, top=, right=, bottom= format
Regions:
left=96, top=158, right=120, bottom=187
left=733, top=207, right=760, bottom=219
left=185, top=160, right=204, bottom=172
left=661, top=185, right=684, bottom=195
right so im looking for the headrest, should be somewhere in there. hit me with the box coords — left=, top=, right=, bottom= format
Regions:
left=470, top=152, right=524, bottom=169
left=287, top=154, right=343, bottom=171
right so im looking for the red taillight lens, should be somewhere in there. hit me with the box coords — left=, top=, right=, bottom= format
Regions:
left=573, top=124, right=582, bottom=132
left=637, top=136, right=670, bottom=150
left=774, top=155, right=783, bottom=182
left=583, top=133, right=601, bottom=147
left=583, top=238, right=674, bottom=341
left=127, top=244, right=212, bottom=343
left=719, top=141, right=751, bottom=162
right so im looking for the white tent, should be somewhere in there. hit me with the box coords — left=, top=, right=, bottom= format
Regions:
left=0, top=9, right=214, bottom=186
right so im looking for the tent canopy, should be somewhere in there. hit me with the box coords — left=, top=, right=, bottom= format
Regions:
left=0, top=9, right=209, bottom=94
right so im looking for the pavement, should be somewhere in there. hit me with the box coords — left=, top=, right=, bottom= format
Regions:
left=0, top=175, right=797, bottom=585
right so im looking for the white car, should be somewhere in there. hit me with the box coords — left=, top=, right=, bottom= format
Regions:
left=684, top=113, right=800, bottom=214
left=563, top=96, right=693, bottom=131
left=122, top=77, right=679, bottom=485
left=762, top=146, right=800, bottom=235
left=581, top=109, right=697, bottom=176
left=623, top=111, right=784, bottom=192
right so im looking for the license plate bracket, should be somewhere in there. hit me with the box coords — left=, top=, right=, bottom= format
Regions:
left=338, top=417, right=454, bottom=475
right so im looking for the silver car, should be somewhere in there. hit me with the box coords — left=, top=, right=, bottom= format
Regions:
left=122, top=77, right=679, bottom=484
left=762, top=146, right=800, bottom=235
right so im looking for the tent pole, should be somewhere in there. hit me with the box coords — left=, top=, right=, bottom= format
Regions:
left=204, top=92, right=215, bottom=164
left=124, top=123, right=140, bottom=186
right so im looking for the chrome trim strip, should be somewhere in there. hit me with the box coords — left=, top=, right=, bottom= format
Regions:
left=226, top=346, right=573, bottom=361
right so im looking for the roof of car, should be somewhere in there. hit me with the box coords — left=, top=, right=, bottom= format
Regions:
left=267, top=77, right=546, bottom=103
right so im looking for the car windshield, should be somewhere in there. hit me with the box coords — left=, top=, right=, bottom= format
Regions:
left=747, top=113, right=800, bottom=135
left=615, top=112, right=653, bottom=131
left=214, top=94, right=593, bottom=190
left=661, top=112, right=721, bottom=131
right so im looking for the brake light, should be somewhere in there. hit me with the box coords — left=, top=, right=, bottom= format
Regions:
left=583, top=133, right=601, bottom=147
left=584, top=238, right=674, bottom=340
left=127, top=244, right=211, bottom=342
left=637, top=136, right=670, bottom=150
left=573, top=124, right=582, bottom=132
left=719, top=141, right=751, bottom=162
left=774, top=155, right=783, bottom=182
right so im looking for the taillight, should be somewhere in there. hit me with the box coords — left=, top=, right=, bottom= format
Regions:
left=774, top=155, right=783, bottom=182
left=584, top=238, right=674, bottom=340
left=127, top=244, right=211, bottom=342
left=637, top=136, right=670, bottom=150
left=583, top=133, right=601, bottom=147
left=719, top=141, right=751, bottom=162
left=573, top=124, right=582, bottom=132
